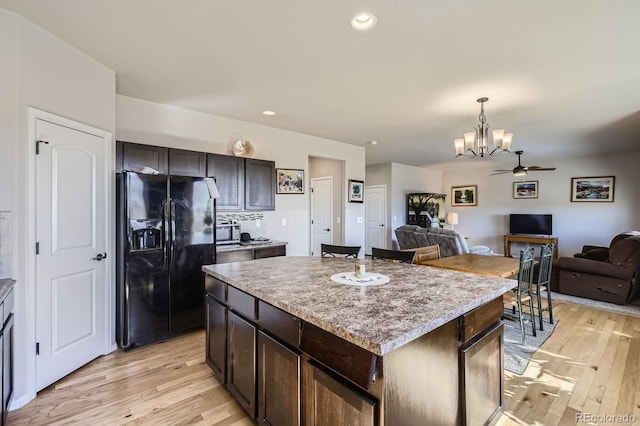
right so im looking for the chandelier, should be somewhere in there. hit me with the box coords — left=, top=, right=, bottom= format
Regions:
left=454, top=97, right=512, bottom=158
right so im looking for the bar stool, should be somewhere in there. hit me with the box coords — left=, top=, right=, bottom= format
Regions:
left=534, top=243, right=555, bottom=331
left=321, top=244, right=361, bottom=258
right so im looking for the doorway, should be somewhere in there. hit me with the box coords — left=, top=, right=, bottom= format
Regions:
left=310, top=177, right=333, bottom=256
left=364, top=185, right=387, bottom=255
left=308, top=157, right=344, bottom=256
left=28, top=108, right=112, bottom=393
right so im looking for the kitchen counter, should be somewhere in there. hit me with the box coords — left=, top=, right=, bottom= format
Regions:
left=216, top=240, right=287, bottom=253
left=202, top=256, right=513, bottom=356
left=203, top=256, right=512, bottom=425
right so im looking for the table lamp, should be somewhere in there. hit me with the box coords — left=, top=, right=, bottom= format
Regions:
left=446, top=212, right=459, bottom=230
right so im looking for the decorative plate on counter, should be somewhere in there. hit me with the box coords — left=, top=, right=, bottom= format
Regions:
left=330, top=272, right=390, bottom=286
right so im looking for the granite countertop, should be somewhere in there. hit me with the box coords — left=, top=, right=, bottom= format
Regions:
left=216, top=240, right=287, bottom=253
left=202, top=256, right=515, bottom=356
left=0, top=279, right=15, bottom=302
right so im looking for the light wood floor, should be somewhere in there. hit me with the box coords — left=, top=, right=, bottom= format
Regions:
left=9, top=300, right=640, bottom=425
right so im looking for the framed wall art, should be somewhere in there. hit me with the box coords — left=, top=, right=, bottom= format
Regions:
left=348, top=179, right=364, bottom=203
left=451, top=185, right=477, bottom=207
left=570, top=176, right=615, bottom=202
left=276, top=168, right=304, bottom=194
left=513, top=181, right=538, bottom=199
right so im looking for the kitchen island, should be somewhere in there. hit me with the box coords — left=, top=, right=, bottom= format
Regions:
left=203, top=256, right=515, bottom=425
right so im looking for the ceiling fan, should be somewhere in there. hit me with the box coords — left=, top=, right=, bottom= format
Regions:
left=490, top=150, right=556, bottom=176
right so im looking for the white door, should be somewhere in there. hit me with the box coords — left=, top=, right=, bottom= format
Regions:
left=365, top=186, right=386, bottom=255
left=34, top=116, right=109, bottom=391
left=310, top=177, right=333, bottom=256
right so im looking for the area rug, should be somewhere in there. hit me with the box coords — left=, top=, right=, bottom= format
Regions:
left=503, top=313, right=558, bottom=375
left=543, top=290, right=640, bottom=317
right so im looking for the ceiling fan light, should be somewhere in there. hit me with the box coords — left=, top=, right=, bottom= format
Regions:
left=492, top=129, right=505, bottom=148
left=513, top=169, right=527, bottom=177
left=502, top=133, right=513, bottom=151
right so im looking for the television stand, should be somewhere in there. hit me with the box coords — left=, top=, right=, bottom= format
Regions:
left=504, top=234, right=559, bottom=260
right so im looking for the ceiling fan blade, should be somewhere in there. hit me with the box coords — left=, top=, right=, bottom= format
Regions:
left=490, top=170, right=511, bottom=175
left=527, top=166, right=556, bottom=171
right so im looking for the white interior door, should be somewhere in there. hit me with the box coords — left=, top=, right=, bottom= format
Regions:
left=365, top=186, right=386, bottom=255
left=310, top=177, right=333, bottom=256
left=34, top=117, right=109, bottom=391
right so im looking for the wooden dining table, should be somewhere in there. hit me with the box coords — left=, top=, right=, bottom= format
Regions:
left=422, top=253, right=522, bottom=278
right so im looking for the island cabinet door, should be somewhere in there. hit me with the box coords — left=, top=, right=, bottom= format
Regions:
left=227, top=311, right=257, bottom=418
left=205, top=294, right=227, bottom=382
left=302, top=360, right=377, bottom=426
left=460, top=322, right=504, bottom=426
left=257, top=331, right=301, bottom=426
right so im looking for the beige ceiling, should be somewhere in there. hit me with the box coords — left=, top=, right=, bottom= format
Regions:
left=2, top=0, right=639, bottom=169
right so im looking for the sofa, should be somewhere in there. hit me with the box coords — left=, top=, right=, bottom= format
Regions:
left=394, top=225, right=492, bottom=258
left=554, top=231, right=640, bottom=305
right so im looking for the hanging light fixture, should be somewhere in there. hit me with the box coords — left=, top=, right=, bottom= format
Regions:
left=454, top=97, right=513, bottom=158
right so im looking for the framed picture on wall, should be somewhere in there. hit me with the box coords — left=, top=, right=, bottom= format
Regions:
left=570, top=176, right=615, bottom=202
left=451, top=185, right=477, bottom=207
left=348, top=179, right=364, bottom=203
left=276, top=168, right=304, bottom=194
left=513, top=181, right=538, bottom=199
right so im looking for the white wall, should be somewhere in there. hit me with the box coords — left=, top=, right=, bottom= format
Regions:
left=116, top=95, right=366, bottom=255
left=0, top=9, right=116, bottom=408
left=442, top=150, right=640, bottom=257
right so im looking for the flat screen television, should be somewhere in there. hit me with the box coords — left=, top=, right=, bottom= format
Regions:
left=509, top=214, right=552, bottom=235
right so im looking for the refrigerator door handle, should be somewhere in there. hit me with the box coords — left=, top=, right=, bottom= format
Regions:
left=170, top=198, right=177, bottom=270
left=162, top=199, right=169, bottom=269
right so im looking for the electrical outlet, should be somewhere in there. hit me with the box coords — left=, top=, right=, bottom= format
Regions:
left=255, top=219, right=261, bottom=227
left=281, top=218, right=287, bottom=226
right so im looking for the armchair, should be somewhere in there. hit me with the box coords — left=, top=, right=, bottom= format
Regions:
left=555, top=232, right=640, bottom=305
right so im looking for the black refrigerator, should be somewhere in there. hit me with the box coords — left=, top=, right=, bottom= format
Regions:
left=116, top=171, right=216, bottom=349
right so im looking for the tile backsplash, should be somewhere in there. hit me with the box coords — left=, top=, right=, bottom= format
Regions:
left=0, top=212, right=11, bottom=278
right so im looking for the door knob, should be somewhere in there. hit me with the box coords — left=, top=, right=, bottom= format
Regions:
left=92, top=253, right=107, bottom=261
left=324, top=228, right=330, bottom=232
left=380, top=224, right=384, bottom=226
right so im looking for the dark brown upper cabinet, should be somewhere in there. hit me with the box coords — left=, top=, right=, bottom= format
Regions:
left=207, top=155, right=275, bottom=211
left=168, top=148, right=206, bottom=177
left=245, top=158, right=275, bottom=211
left=207, top=154, right=245, bottom=210
left=120, top=142, right=168, bottom=174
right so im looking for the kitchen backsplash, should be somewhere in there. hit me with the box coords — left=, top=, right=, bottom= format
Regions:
left=217, top=212, right=267, bottom=239
left=0, top=212, right=12, bottom=278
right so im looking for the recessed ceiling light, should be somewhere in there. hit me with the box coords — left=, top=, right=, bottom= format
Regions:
left=262, top=110, right=276, bottom=116
left=350, top=13, right=377, bottom=31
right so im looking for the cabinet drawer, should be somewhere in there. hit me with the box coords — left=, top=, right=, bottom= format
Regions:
left=205, top=275, right=227, bottom=303
left=228, top=285, right=257, bottom=320
left=255, top=245, right=286, bottom=259
left=257, top=301, right=300, bottom=348
left=459, top=297, right=503, bottom=344
left=300, top=322, right=377, bottom=390
left=217, top=250, right=253, bottom=264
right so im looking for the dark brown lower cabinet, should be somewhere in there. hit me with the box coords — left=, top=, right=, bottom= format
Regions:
left=302, top=360, right=377, bottom=426
left=257, top=332, right=301, bottom=426
left=205, top=294, right=227, bottom=381
left=460, top=323, right=504, bottom=426
left=227, top=311, right=257, bottom=418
